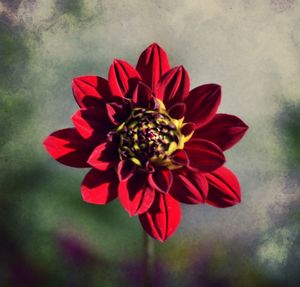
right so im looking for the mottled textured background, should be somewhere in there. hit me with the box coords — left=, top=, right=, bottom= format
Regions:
left=1, top=0, right=299, bottom=286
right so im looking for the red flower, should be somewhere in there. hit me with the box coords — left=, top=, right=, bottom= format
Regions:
left=43, top=43, right=248, bottom=242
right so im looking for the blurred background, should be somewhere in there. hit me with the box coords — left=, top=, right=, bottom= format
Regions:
left=0, top=0, right=299, bottom=286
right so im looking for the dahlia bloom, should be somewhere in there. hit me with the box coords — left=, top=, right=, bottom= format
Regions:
left=43, top=43, right=248, bottom=241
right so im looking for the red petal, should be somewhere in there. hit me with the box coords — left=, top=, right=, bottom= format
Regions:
left=168, top=103, right=186, bottom=119
left=145, top=161, right=155, bottom=173
left=72, top=76, right=113, bottom=108
left=72, top=107, right=112, bottom=139
left=106, top=99, right=131, bottom=125
left=193, top=114, right=249, bottom=151
left=170, top=167, right=208, bottom=204
left=81, top=168, right=118, bottom=204
left=132, top=82, right=153, bottom=108
left=139, top=193, right=181, bottom=242
left=155, top=66, right=190, bottom=108
left=171, top=149, right=189, bottom=166
left=184, top=139, right=225, bottom=172
left=87, top=142, right=118, bottom=171
left=43, top=128, right=96, bottom=168
left=184, top=84, right=221, bottom=128
left=205, top=166, right=241, bottom=208
left=118, top=173, right=155, bottom=216
left=181, top=122, right=196, bottom=136
left=136, top=43, right=171, bottom=90
left=117, top=160, right=136, bottom=181
left=108, top=59, right=141, bottom=97
left=148, top=168, right=173, bottom=193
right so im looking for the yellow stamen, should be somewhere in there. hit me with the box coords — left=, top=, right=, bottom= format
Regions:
left=130, top=157, right=142, bottom=166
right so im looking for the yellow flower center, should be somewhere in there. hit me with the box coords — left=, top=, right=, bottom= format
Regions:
left=116, top=100, right=193, bottom=169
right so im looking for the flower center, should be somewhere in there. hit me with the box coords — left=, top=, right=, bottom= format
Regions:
left=117, top=108, right=179, bottom=167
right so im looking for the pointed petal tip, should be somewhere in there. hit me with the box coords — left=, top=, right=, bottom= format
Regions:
left=144, top=233, right=165, bottom=243
left=243, top=122, right=249, bottom=131
left=148, top=42, right=159, bottom=48
left=211, top=83, right=221, bottom=88
left=128, top=211, right=135, bottom=218
left=146, top=42, right=165, bottom=51
left=205, top=166, right=241, bottom=208
left=193, top=114, right=249, bottom=151
left=176, top=65, right=188, bottom=73
left=112, top=58, right=135, bottom=66
left=172, top=65, right=184, bottom=73
left=111, top=58, right=125, bottom=67
left=110, top=58, right=123, bottom=68
left=72, top=76, right=84, bottom=85
left=42, top=136, right=49, bottom=147
left=42, top=138, right=52, bottom=155
left=213, top=84, right=222, bottom=94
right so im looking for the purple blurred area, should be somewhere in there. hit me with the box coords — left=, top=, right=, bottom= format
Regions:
left=57, top=233, right=95, bottom=267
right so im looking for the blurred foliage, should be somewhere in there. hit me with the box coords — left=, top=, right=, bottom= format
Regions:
left=260, top=100, right=300, bottom=287
left=277, top=102, right=300, bottom=173
left=0, top=91, right=30, bottom=146
left=0, top=25, right=29, bottom=90
left=253, top=100, right=300, bottom=287
left=55, top=0, right=84, bottom=17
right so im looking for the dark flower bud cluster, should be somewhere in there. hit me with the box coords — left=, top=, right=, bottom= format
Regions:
left=117, top=108, right=179, bottom=167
